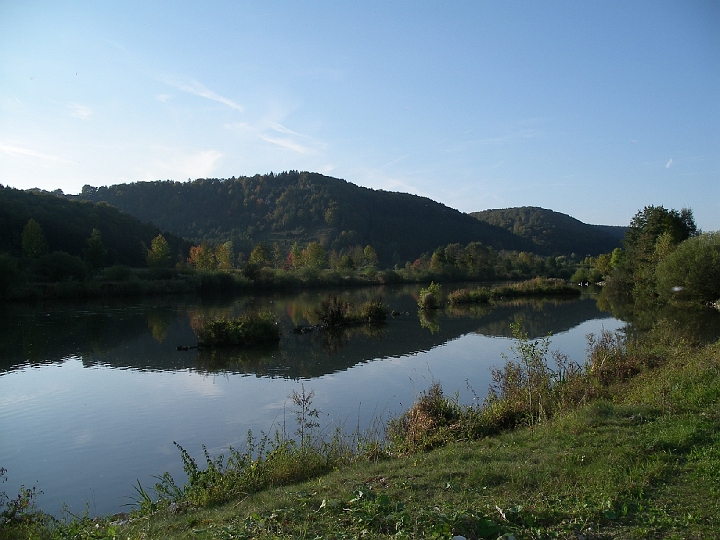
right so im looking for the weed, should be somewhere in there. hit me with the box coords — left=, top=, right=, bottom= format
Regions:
left=289, top=384, right=320, bottom=448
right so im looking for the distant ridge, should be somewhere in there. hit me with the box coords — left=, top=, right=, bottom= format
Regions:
left=75, top=171, right=535, bottom=265
left=470, top=206, right=626, bottom=256
left=73, top=172, right=625, bottom=264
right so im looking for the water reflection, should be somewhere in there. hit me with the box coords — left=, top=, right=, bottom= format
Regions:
left=0, top=285, right=623, bottom=378
left=0, top=285, right=634, bottom=519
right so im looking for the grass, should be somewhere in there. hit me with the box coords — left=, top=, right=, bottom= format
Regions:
left=3, top=318, right=719, bottom=539
left=193, top=312, right=280, bottom=347
left=448, top=277, right=581, bottom=306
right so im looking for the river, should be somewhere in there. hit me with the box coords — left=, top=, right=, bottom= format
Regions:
left=0, top=284, right=624, bottom=517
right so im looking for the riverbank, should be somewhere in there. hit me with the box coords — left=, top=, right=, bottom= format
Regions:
left=4, top=315, right=718, bottom=539
left=1, top=266, right=581, bottom=302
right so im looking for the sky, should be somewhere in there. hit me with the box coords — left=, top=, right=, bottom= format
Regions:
left=1, top=1, right=719, bottom=230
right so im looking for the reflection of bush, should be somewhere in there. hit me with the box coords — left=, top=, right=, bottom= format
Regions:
left=317, top=323, right=386, bottom=355
left=194, top=343, right=280, bottom=372
left=418, top=310, right=440, bottom=334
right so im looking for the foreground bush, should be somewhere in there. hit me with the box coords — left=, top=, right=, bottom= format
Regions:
left=194, top=312, right=280, bottom=347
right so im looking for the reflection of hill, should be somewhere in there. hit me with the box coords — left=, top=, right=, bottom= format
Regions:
left=190, top=295, right=613, bottom=379
left=0, top=301, right=199, bottom=373
left=0, top=288, right=615, bottom=379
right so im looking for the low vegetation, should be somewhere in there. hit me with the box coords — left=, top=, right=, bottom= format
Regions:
left=193, top=312, right=280, bottom=347
left=448, top=277, right=581, bottom=306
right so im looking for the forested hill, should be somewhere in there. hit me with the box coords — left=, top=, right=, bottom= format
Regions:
left=75, top=171, right=535, bottom=265
left=471, top=206, right=627, bottom=256
left=0, top=186, right=188, bottom=266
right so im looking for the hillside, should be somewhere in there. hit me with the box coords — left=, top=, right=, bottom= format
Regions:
left=75, top=171, right=535, bottom=265
left=471, top=206, right=626, bottom=256
left=0, top=186, right=189, bottom=266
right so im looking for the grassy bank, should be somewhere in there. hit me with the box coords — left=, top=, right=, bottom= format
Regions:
left=3, top=318, right=719, bottom=539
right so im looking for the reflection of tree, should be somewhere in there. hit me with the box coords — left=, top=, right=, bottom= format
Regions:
left=419, top=311, right=440, bottom=334
left=146, top=308, right=174, bottom=343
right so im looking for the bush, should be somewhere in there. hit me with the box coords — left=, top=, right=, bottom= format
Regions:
left=418, top=281, right=441, bottom=310
left=30, top=251, right=87, bottom=282
left=194, top=312, right=280, bottom=347
left=655, top=232, right=720, bottom=304
left=314, top=295, right=351, bottom=327
left=388, top=383, right=466, bottom=452
left=356, top=297, right=388, bottom=321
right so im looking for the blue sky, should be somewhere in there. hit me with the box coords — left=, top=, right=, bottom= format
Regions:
left=1, top=1, right=718, bottom=230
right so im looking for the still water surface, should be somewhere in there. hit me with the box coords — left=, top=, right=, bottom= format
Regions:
left=0, top=285, right=623, bottom=517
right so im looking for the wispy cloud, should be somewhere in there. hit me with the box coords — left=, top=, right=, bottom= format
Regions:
left=225, top=119, right=327, bottom=156
left=155, top=94, right=172, bottom=103
left=666, top=158, right=673, bottom=168
left=260, top=135, right=314, bottom=154
left=160, top=76, right=244, bottom=111
left=69, top=104, right=93, bottom=120
left=0, top=143, right=71, bottom=163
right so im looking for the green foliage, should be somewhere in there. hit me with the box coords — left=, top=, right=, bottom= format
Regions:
left=313, top=295, right=388, bottom=327
left=303, top=241, right=327, bottom=270
left=655, top=232, right=720, bottom=304
left=31, top=252, right=87, bottom=283
left=448, top=278, right=579, bottom=306
left=418, top=281, right=441, bottom=310
left=21, top=218, right=48, bottom=260
left=76, top=172, right=540, bottom=266
left=611, top=205, right=699, bottom=304
left=357, top=297, right=388, bottom=321
left=215, top=241, right=234, bottom=270
left=194, top=312, right=280, bottom=347
left=314, top=295, right=351, bottom=327
left=0, top=186, right=188, bottom=266
left=146, top=234, right=173, bottom=268
left=83, top=228, right=107, bottom=274
left=387, top=383, right=466, bottom=452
